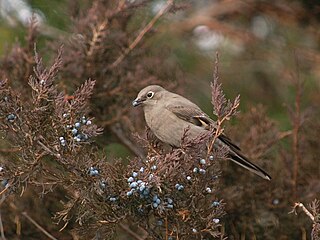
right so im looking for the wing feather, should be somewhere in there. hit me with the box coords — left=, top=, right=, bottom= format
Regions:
left=165, top=96, right=212, bottom=127
left=164, top=94, right=241, bottom=150
left=218, top=134, right=241, bottom=151
left=161, top=92, right=270, bottom=180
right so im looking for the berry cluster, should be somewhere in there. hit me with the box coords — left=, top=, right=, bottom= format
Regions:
left=59, top=136, right=66, bottom=146
left=68, top=116, right=91, bottom=142
left=125, top=168, right=176, bottom=211
left=89, top=166, right=99, bottom=176
left=192, top=155, right=215, bottom=176
left=211, top=201, right=220, bottom=207
left=152, top=195, right=161, bottom=208
left=175, top=183, right=184, bottom=191
left=126, top=171, right=150, bottom=198
left=58, top=116, right=93, bottom=147
left=6, top=113, right=16, bottom=122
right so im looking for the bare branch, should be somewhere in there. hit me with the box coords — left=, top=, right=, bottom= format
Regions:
left=22, top=212, right=58, bottom=240
left=289, top=202, right=315, bottom=222
left=108, top=0, right=174, bottom=69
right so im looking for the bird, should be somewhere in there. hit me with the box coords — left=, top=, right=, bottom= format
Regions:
left=132, top=85, right=271, bottom=180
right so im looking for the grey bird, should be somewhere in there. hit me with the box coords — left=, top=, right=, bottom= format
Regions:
left=132, top=85, right=271, bottom=180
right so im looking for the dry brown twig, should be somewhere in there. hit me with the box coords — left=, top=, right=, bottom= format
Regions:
left=289, top=52, right=308, bottom=195
left=22, top=212, right=58, bottom=240
left=289, top=198, right=320, bottom=240
left=0, top=186, right=9, bottom=197
left=0, top=211, right=6, bottom=240
left=119, top=223, right=147, bottom=240
left=108, top=0, right=174, bottom=69
left=207, top=52, right=240, bottom=154
left=289, top=201, right=318, bottom=223
left=87, top=20, right=108, bottom=57
left=110, top=123, right=145, bottom=159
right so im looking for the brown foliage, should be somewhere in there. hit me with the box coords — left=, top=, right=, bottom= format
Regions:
left=0, top=1, right=319, bottom=240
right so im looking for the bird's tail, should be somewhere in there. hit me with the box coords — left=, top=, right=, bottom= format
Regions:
left=228, top=151, right=271, bottom=180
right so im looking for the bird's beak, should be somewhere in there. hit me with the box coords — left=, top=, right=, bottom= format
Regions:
left=132, top=98, right=143, bottom=107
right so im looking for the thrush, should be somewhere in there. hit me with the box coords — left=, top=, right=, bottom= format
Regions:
left=132, top=85, right=271, bottom=180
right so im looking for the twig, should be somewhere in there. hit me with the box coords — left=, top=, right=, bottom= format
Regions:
left=0, top=211, right=6, bottom=240
left=207, top=52, right=238, bottom=155
left=167, top=1, right=256, bottom=43
left=291, top=51, right=303, bottom=194
left=207, top=124, right=223, bottom=156
left=37, top=140, right=61, bottom=159
left=108, top=0, right=174, bottom=69
left=59, top=221, right=69, bottom=232
left=22, top=212, right=58, bottom=240
left=0, top=187, right=9, bottom=197
left=0, top=147, right=21, bottom=153
left=289, top=202, right=315, bottom=222
left=278, top=130, right=293, bottom=139
left=0, top=194, right=5, bottom=206
left=110, top=124, right=145, bottom=159
left=119, top=223, right=145, bottom=240
left=250, top=130, right=292, bottom=160
left=165, top=215, right=168, bottom=240
left=87, top=20, right=108, bottom=57
left=207, top=53, right=222, bottom=154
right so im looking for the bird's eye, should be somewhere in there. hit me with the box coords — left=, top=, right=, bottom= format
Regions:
left=146, top=91, right=154, bottom=98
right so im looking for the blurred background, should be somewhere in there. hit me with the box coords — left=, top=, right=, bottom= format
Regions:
left=1, top=0, right=319, bottom=123
left=0, top=0, right=319, bottom=239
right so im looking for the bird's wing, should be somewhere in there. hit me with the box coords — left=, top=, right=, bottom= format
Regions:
left=218, top=134, right=241, bottom=151
left=164, top=94, right=271, bottom=180
left=164, top=96, right=213, bottom=129
left=165, top=95, right=241, bottom=151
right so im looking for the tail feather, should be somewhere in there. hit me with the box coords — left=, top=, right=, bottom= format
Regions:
left=228, top=152, right=271, bottom=181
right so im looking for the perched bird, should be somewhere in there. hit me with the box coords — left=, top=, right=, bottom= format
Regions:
left=132, top=85, right=271, bottom=180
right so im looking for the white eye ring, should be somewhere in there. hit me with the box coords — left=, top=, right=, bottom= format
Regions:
left=146, top=91, right=154, bottom=99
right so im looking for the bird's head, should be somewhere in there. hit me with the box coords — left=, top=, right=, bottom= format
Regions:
left=132, top=85, right=165, bottom=107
